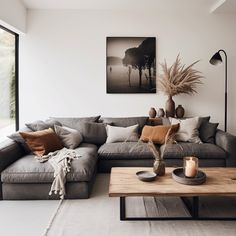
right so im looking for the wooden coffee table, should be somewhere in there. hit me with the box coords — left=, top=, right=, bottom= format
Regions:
left=109, top=167, right=236, bottom=221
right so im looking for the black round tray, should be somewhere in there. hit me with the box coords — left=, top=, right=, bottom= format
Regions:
left=136, top=171, right=157, bottom=182
left=172, top=168, right=206, bottom=185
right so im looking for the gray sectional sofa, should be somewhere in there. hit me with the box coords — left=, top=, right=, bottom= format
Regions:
left=0, top=116, right=236, bottom=200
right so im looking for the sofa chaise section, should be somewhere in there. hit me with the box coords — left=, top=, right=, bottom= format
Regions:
left=1, top=143, right=98, bottom=200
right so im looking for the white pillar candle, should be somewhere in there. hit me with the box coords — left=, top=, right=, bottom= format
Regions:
left=185, top=157, right=197, bottom=177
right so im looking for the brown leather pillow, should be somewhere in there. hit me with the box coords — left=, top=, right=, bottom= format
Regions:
left=20, top=128, right=63, bottom=157
left=140, top=124, right=179, bottom=144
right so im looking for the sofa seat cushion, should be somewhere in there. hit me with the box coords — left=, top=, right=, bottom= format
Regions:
left=98, top=142, right=154, bottom=160
left=161, top=142, right=227, bottom=160
left=1, top=143, right=97, bottom=184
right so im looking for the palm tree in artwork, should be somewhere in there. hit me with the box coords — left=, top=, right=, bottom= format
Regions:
left=138, top=38, right=155, bottom=89
left=122, top=47, right=146, bottom=88
left=122, top=38, right=155, bottom=90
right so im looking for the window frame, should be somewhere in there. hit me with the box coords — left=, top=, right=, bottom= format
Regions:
left=0, top=25, right=19, bottom=131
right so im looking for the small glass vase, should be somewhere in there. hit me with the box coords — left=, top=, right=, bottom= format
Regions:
left=184, top=156, right=198, bottom=178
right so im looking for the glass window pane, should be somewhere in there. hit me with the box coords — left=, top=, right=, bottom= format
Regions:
left=0, top=28, right=16, bottom=142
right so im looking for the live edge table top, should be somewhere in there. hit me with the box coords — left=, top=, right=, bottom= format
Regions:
left=109, top=167, right=236, bottom=197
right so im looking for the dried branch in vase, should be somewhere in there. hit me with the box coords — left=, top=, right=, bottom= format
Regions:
left=158, top=54, right=204, bottom=97
left=148, top=128, right=177, bottom=176
left=148, top=127, right=176, bottom=161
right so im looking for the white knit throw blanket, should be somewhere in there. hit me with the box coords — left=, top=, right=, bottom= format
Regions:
left=37, top=148, right=81, bottom=199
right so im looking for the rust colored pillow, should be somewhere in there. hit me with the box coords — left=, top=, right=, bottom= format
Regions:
left=20, top=128, right=63, bottom=157
left=140, top=124, right=179, bottom=144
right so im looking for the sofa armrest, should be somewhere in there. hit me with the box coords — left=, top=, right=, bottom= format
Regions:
left=0, top=139, right=25, bottom=173
left=215, top=130, right=236, bottom=167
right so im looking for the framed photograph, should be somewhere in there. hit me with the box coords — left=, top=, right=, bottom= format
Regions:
left=106, top=37, right=156, bottom=93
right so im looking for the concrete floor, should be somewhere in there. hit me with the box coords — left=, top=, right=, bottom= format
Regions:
left=0, top=200, right=59, bottom=236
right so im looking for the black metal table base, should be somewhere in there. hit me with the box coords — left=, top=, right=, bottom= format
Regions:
left=120, top=196, right=236, bottom=221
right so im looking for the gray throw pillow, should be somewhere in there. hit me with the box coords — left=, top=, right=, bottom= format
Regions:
left=51, top=116, right=100, bottom=130
left=78, top=122, right=107, bottom=145
left=106, top=124, right=139, bottom=143
left=100, top=117, right=148, bottom=133
left=198, top=116, right=210, bottom=128
left=26, top=119, right=61, bottom=131
left=7, top=127, right=32, bottom=154
left=199, top=122, right=219, bottom=144
left=54, top=125, right=83, bottom=149
left=171, top=117, right=202, bottom=144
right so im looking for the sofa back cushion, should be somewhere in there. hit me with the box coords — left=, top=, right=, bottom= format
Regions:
left=78, top=122, right=107, bottom=145
left=140, top=124, right=179, bottom=144
left=25, top=119, right=61, bottom=131
left=51, top=116, right=100, bottom=130
left=19, top=128, right=63, bottom=157
left=100, top=116, right=148, bottom=133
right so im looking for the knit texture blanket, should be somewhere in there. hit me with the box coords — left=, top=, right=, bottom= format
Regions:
left=36, top=148, right=81, bottom=199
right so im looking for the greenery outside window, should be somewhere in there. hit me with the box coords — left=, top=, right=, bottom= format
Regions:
left=0, top=25, right=19, bottom=142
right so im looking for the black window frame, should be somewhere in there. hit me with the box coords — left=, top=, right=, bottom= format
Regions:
left=0, top=25, right=19, bottom=131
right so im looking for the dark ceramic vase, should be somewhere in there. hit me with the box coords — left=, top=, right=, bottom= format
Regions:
left=149, top=107, right=157, bottom=118
left=165, top=96, right=175, bottom=117
left=157, top=108, right=165, bottom=118
left=175, top=105, right=185, bottom=118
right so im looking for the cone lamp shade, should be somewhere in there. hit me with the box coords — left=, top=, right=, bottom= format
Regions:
left=210, top=51, right=223, bottom=65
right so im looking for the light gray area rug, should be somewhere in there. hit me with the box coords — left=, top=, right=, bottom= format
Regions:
left=47, top=174, right=236, bottom=236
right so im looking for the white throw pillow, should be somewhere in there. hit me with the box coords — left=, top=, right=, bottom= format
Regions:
left=54, top=125, right=83, bottom=149
left=171, top=117, right=202, bottom=144
left=106, top=124, right=139, bottom=143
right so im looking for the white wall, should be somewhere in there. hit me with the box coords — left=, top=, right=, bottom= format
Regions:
left=20, top=10, right=236, bottom=134
left=0, top=0, right=26, bottom=33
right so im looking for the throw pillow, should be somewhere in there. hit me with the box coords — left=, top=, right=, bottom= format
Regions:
left=7, top=127, right=33, bottom=154
left=171, top=117, right=202, bottom=144
left=19, top=128, right=63, bottom=157
left=54, top=125, right=83, bottom=149
left=140, top=124, right=179, bottom=144
left=198, top=116, right=210, bottom=127
left=78, top=122, right=107, bottom=145
left=100, top=117, right=148, bottom=133
left=106, top=124, right=139, bottom=143
left=26, top=119, right=61, bottom=131
left=199, top=121, right=219, bottom=144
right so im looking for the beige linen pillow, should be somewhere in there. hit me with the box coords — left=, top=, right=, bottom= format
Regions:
left=171, top=117, right=202, bottom=144
left=54, top=125, right=83, bottom=149
left=106, top=124, right=139, bottom=143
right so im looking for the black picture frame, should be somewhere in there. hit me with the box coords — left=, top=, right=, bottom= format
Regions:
left=106, top=37, right=156, bottom=94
